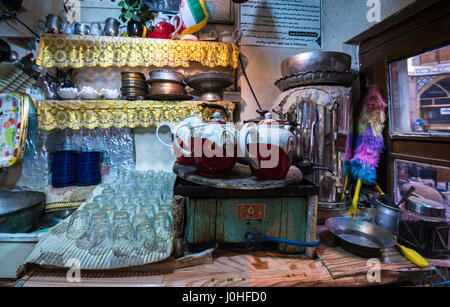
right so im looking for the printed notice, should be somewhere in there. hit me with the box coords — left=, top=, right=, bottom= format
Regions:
left=239, top=0, right=322, bottom=49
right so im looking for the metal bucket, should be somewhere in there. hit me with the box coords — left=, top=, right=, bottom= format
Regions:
left=375, top=199, right=400, bottom=233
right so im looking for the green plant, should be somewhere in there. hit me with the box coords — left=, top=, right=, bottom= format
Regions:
left=118, top=0, right=154, bottom=24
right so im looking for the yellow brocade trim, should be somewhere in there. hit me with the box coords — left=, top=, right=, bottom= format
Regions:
left=36, top=34, right=239, bottom=69
left=37, top=100, right=235, bottom=130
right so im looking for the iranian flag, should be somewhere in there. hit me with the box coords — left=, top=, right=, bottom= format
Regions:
left=179, top=0, right=210, bottom=36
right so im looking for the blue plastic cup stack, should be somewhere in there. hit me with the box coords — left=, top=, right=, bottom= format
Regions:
left=76, top=151, right=102, bottom=186
left=51, top=151, right=77, bottom=188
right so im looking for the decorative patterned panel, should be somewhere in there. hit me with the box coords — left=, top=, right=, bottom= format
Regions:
left=37, top=100, right=235, bottom=130
left=36, top=34, right=239, bottom=69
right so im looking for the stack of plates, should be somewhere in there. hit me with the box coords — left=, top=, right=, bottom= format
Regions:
left=51, top=151, right=77, bottom=188
left=121, top=72, right=148, bottom=100
left=76, top=152, right=102, bottom=186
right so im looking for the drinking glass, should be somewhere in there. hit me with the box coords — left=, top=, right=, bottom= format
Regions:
left=148, top=196, right=160, bottom=208
left=113, top=211, right=130, bottom=227
left=154, top=212, right=172, bottom=240
left=112, top=223, right=135, bottom=255
left=135, top=222, right=157, bottom=255
left=121, top=202, right=137, bottom=217
left=102, top=187, right=116, bottom=198
left=135, top=188, right=148, bottom=200
left=139, top=204, right=156, bottom=218
left=93, top=194, right=107, bottom=205
left=110, top=198, right=124, bottom=211
left=132, top=213, right=150, bottom=229
left=84, top=201, right=101, bottom=217
left=102, top=202, right=117, bottom=222
left=66, top=209, right=90, bottom=239
left=88, top=222, right=112, bottom=256
left=90, top=210, right=109, bottom=227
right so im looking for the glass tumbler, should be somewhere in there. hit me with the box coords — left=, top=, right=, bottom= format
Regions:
left=154, top=212, right=172, bottom=240
left=90, top=210, right=109, bottom=227
left=102, top=188, right=116, bottom=201
left=112, top=223, right=135, bottom=255
left=88, top=222, right=112, bottom=256
left=93, top=194, right=107, bottom=205
left=135, top=222, right=157, bottom=254
left=113, top=211, right=130, bottom=227
left=102, top=186, right=115, bottom=195
left=66, top=209, right=90, bottom=239
left=84, top=201, right=101, bottom=217
left=102, top=202, right=117, bottom=222
left=135, top=188, right=148, bottom=200
left=148, top=196, right=160, bottom=208
left=139, top=204, right=155, bottom=218
left=132, top=213, right=150, bottom=229
left=121, top=202, right=137, bottom=217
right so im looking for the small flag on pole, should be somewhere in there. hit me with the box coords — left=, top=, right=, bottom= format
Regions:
left=179, top=0, right=210, bottom=36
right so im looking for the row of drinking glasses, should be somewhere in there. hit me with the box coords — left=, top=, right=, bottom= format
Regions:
left=66, top=171, right=175, bottom=257
left=67, top=208, right=172, bottom=256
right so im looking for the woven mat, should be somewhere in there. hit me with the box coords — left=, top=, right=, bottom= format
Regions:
left=317, top=229, right=417, bottom=279
left=19, top=172, right=176, bottom=276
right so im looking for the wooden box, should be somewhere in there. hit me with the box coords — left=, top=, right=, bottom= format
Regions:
left=174, top=178, right=319, bottom=255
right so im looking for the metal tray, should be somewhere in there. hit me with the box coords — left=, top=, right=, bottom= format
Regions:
left=0, top=191, right=46, bottom=233
left=275, top=70, right=357, bottom=91
left=325, top=217, right=396, bottom=258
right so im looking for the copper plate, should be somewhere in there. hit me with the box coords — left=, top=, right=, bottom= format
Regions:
left=236, top=204, right=265, bottom=220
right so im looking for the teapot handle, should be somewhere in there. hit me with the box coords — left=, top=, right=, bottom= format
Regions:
left=170, top=15, right=183, bottom=38
left=172, top=123, right=192, bottom=157
left=244, top=127, right=260, bottom=170
left=232, top=28, right=242, bottom=44
left=156, top=122, right=173, bottom=149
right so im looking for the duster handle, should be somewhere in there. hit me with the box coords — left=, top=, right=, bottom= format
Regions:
left=341, top=173, right=349, bottom=202
left=375, top=185, right=384, bottom=195
left=349, top=179, right=362, bottom=218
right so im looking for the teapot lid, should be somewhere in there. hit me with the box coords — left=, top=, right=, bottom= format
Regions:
left=208, top=112, right=226, bottom=124
left=259, top=113, right=280, bottom=126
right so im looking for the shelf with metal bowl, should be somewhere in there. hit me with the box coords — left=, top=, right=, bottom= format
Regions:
left=37, top=99, right=235, bottom=131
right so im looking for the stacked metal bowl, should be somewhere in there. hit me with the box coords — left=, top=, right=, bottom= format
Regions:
left=275, top=51, right=357, bottom=91
left=147, top=69, right=192, bottom=101
left=121, top=72, right=148, bottom=100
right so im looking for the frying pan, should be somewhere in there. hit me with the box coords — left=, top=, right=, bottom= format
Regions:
left=325, top=217, right=396, bottom=258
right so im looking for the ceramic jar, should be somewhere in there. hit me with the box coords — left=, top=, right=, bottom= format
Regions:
left=192, top=112, right=238, bottom=177
left=240, top=113, right=296, bottom=180
left=156, top=112, right=203, bottom=166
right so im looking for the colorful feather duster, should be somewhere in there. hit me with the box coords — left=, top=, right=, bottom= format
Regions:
left=348, top=85, right=387, bottom=217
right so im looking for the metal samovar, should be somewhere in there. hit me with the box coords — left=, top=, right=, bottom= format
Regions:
left=273, top=87, right=353, bottom=208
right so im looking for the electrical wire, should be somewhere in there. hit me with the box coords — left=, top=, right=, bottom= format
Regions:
left=235, top=34, right=263, bottom=112
left=12, top=15, right=39, bottom=38
left=239, top=53, right=263, bottom=111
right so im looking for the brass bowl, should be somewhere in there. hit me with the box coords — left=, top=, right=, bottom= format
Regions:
left=149, top=69, right=185, bottom=83
left=185, top=73, right=234, bottom=101
left=148, top=79, right=186, bottom=96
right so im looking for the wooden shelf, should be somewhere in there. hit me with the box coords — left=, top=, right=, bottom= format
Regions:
left=36, top=34, right=239, bottom=69
left=37, top=100, right=235, bottom=131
